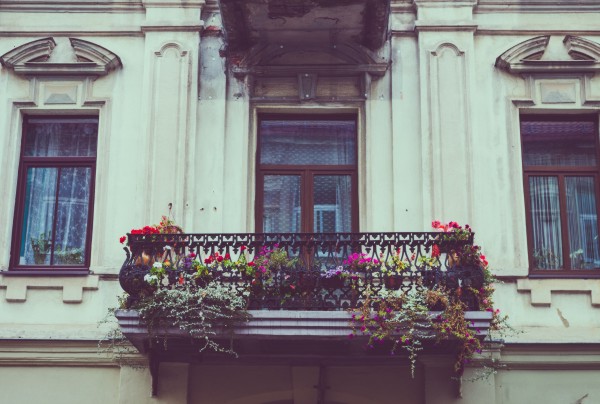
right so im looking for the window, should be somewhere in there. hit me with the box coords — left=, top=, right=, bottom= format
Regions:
left=521, top=115, right=600, bottom=273
left=11, top=116, right=98, bottom=271
left=256, top=115, right=358, bottom=233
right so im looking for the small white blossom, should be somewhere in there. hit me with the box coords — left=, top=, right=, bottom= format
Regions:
left=144, top=274, right=158, bottom=284
left=153, top=262, right=163, bottom=268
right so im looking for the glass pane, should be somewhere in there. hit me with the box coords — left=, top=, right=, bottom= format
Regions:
left=260, top=119, right=356, bottom=165
left=529, top=176, right=563, bottom=269
left=19, top=168, right=57, bottom=265
left=54, top=168, right=91, bottom=266
left=565, top=177, right=600, bottom=269
left=263, top=175, right=301, bottom=232
left=24, top=118, right=98, bottom=157
left=313, top=175, right=352, bottom=233
left=521, top=119, right=597, bottom=166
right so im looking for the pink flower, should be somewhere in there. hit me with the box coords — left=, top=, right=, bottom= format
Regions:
left=431, top=220, right=441, bottom=229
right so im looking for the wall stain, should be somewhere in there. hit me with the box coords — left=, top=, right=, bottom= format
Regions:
left=556, top=308, right=570, bottom=328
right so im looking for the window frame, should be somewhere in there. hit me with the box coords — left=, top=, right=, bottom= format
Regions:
left=9, top=115, right=98, bottom=273
left=521, top=113, right=600, bottom=276
left=255, top=114, right=359, bottom=233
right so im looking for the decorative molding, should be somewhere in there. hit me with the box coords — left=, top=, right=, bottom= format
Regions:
left=144, top=41, right=192, bottom=224
left=0, top=340, right=122, bottom=367
left=496, top=35, right=600, bottom=74
left=0, top=275, right=100, bottom=303
left=517, top=279, right=600, bottom=307
left=232, top=42, right=388, bottom=101
left=425, top=42, right=473, bottom=224
left=0, top=37, right=56, bottom=67
left=231, top=42, right=388, bottom=78
left=495, top=36, right=550, bottom=71
left=0, top=37, right=122, bottom=77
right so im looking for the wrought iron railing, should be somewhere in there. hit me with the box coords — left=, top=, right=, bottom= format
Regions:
left=119, top=232, right=484, bottom=310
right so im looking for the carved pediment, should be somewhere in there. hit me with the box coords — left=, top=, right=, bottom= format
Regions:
left=495, top=35, right=600, bottom=74
left=1, top=37, right=122, bottom=76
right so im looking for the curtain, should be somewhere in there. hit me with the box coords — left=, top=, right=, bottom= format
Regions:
left=565, top=177, right=600, bottom=269
left=529, top=176, right=563, bottom=269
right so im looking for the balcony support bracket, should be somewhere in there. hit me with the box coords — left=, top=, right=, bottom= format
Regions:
left=149, top=350, right=160, bottom=397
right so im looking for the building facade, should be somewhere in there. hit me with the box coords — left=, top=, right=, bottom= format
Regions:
left=0, top=0, right=599, bottom=403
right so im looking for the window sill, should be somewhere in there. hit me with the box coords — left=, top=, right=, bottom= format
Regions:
left=2, top=270, right=90, bottom=276
left=0, top=272, right=99, bottom=303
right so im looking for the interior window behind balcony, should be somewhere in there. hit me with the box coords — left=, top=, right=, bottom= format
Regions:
left=11, top=116, right=98, bottom=270
left=257, top=115, right=358, bottom=233
left=521, top=115, right=600, bottom=272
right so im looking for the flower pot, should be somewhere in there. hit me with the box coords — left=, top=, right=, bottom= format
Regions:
left=321, top=275, right=346, bottom=290
left=296, top=272, right=317, bottom=293
left=33, top=252, right=49, bottom=265
left=383, top=274, right=403, bottom=290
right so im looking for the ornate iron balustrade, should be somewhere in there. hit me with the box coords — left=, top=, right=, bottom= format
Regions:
left=119, top=232, right=484, bottom=310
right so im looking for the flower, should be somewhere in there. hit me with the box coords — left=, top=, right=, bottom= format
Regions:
left=119, top=236, right=126, bottom=244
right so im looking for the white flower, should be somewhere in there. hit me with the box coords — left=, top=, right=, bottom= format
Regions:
left=144, top=274, right=158, bottom=284
left=164, top=245, right=172, bottom=251
left=153, top=262, right=163, bottom=268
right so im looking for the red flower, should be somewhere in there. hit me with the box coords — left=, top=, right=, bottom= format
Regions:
left=248, top=261, right=255, bottom=267
left=241, top=246, right=247, bottom=251
left=178, top=274, right=184, bottom=285
left=431, top=244, right=440, bottom=258
left=224, top=253, right=231, bottom=260
left=216, top=255, right=224, bottom=263
left=189, top=252, right=196, bottom=258
left=204, top=257, right=213, bottom=264
left=119, top=236, right=127, bottom=244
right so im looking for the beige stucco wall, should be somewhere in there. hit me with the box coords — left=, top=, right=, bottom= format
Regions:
left=0, top=0, right=599, bottom=403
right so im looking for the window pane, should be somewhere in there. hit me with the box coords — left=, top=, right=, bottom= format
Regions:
left=19, top=168, right=57, bottom=265
left=313, top=175, right=352, bottom=232
left=54, top=168, right=92, bottom=266
left=263, top=175, right=301, bottom=232
left=529, top=176, right=563, bottom=269
left=565, top=177, right=600, bottom=269
left=521, top=119, right=596, bottom=166
left=24, top=118, right=98, bottom=157
left=260, top=119, right=356, bottom=165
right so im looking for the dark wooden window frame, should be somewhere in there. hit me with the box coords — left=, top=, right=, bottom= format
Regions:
left=521, top=114, right=600, bottom=277
left=255, top=114, right=359, bottom=233
left=9, top=115, right=98, bottom=273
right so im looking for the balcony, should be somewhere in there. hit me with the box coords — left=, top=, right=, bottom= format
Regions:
left=118, top=232, right=487, bottom=310
left=115, top=231, right=493, bottom=394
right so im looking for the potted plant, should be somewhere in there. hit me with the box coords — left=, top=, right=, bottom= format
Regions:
left=379, top=249, right=410, bottom=290
left=54, top=247, right=84, bottom=265
left=320, top=266, right=351, bottom=290
left=31, top=232, right=52, bottom=264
